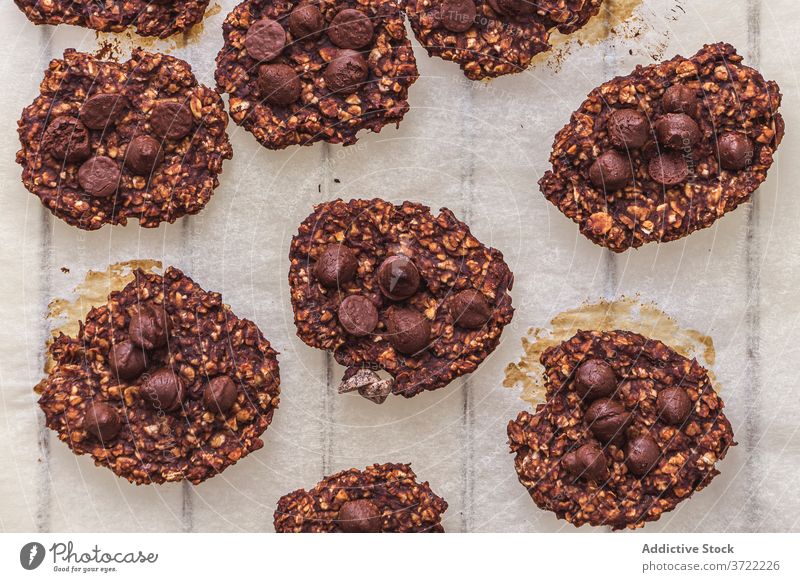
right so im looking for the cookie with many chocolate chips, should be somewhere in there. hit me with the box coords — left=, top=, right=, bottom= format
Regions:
left=214, top=0, right=418, bottom=149
left=288, top=198, right=514, bottom=399
left=36, top=267, right=280, bottom=485
left=17, top=50, right=232, bottom=230
left=404, top=0, right=603, bottom=80
left=507, top=330, right=735, bottom=530
left=274, top=463, right=448, bottom=532
left=540, top=43, right=784, bottom=252
left=13, top=0, right=210, bottom=38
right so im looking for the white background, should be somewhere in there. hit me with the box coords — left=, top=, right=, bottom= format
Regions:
left=1, top=533, right=798, bottom=580
left=1, top=0, right=799, bottom=533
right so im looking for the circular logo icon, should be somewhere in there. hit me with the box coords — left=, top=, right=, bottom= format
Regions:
left=19, top=542, right=46, bottom=570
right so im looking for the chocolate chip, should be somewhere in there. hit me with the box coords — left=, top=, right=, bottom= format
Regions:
left=584, top=398, right=630, bottom=443
left=377, top=255, right=420, bottom=300
left=108, top=340, right=147, bottom=380
left=356, top=377, right=393, bottom=404
left=662, top=83, right=699, bottom=118
left=327, top=8, right=374, bottom=50
left=83, top=401, right=121, bottom=441
left=574, top=358, right=617, bottom=400
left=141, top=367, right=185, bottom=411
left=314, top=244, right=357, bottom=288
left=203, top=375, right=238, bottom=414
left=487, top=0, right=533, bottom=16
left=77, top=156, right=121, bottom=198
left=608, top=108, right=650, bottom=150
left=79, top=93, right=128, bottom=130
left=625, top=434, right=661, bottom=476
left=42, top=116, right=91, bottom=163
left=337, top=499, right=381, bottom=533
left=124, top=135, right=164, bottom=176
left=338, top=367, right=393, bottom=404
left=449, top=289, right=491, bottom=329
left=564, top=443, right=608, bottom=482
left=387, top=308, right=431, bottom=355
left=128, top=303, right=170, bottom=350
left=588, top=150, right=632, bottom=191
left=324, top=49, right=369, bottom=93
left=150, top=101, right=194, bottom=140
left=440, top=0, right=476, bottom=33
left=289, top=4, right=325, bottom=40
left=245, top=18, right=287, bottom=62
left=641, top=139, right=660, bottom=160
left=338, top=295, right=378, bottom=337
left=258, top=64, right=302, bottom=106
left=655, top=113, right=701, bottom=149
left=717, top=132, right=754, bottom=171
left=648, top=151, right=689, bottom=185
left=656, top=386, right=692, bottom=425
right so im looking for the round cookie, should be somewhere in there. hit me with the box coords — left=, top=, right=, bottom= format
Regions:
left=404, top=0, right=604, bottom=80
left=507, top=330, right=735, bottom=530
left=17, top=50, right=232, bottom=230
left=540, top=43, right=784, bottom=251
left=214, top=0, right=419, bottom=149
left=13, top=0, right=210, bottom=38
left=274, top=463, right=448, bottom=532
left=288, top=198, right=514, bottom=399
left=36, top=267, right=281, bottom=485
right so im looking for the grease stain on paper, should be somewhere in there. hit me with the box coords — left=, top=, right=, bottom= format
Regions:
left=537, top=0, right=683, bottom=72
left=503, top=298, right=716, bottom=406
left=94, top=3, right=221, bottom=59
left=46, top=260, right=162, bottom=366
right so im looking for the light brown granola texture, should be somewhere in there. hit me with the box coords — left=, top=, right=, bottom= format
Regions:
left=215, top=0, right=418, bottom=149
left=288, top=198, right=514, bottom=397
left=14, top=0, right=210, bottom=38
left=17, top=50, right=232, bottom=231
left=404, top=0, right=603, bottom=80
left=274, top=463, right=449, bottom=532
left=37, top=267, right=281, bottom=485
left=508, top=330, right=735, bottom=530
left=540, top=43, right=784, bottom=251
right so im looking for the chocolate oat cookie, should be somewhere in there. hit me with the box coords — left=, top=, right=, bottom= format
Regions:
left=288, top=198, right=514, bottom=400
left=17, top=49, right=232, bottom=231
left=214, top=0, right=418, bottom=149
left=540, top=43, right=784, bottom=252
left=36, top=267, right=280, bottom=485
left=14, top=0, right=210, bottom=38
left=404, top=0, right=603, bottom=80
left=507, top=330, right=735, bottom=530
left=274, top=463, right=448, bottom=532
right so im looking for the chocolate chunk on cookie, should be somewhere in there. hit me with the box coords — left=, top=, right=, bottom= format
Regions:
left=36, top=267, right=281, bottom=485
left=507, top=330, right=735, bottom=530
left=13, top=0, right=210, bottom=38
left=214, top=0, right=418, bottom=149
left=17, top=50, right=232, bottom=230
left=405, top=0, right=603, bottom=80
left=288, top=198, right=514, bottom=399
left=273, top=463, right=448, bottom=532
left=540, top=43, right=783, bottom=251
